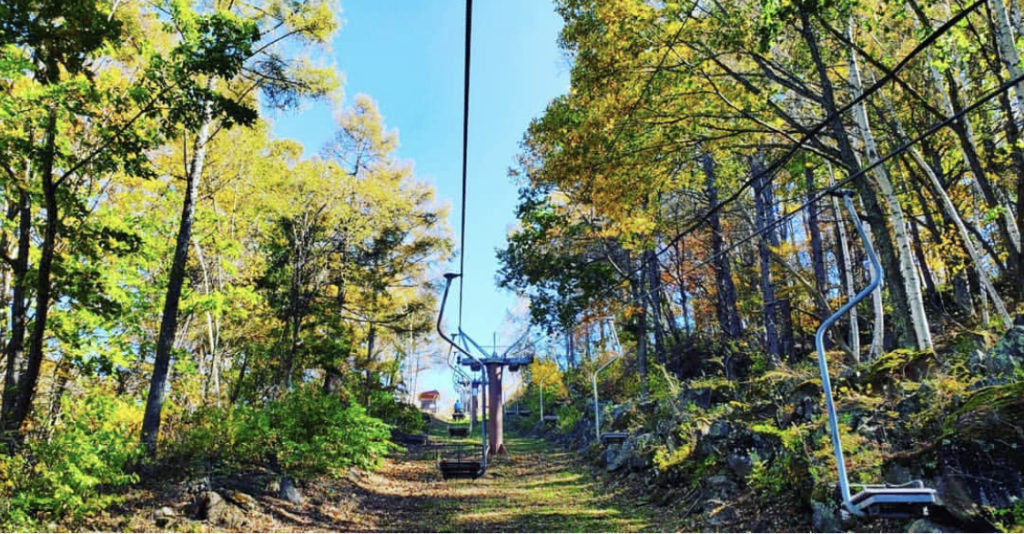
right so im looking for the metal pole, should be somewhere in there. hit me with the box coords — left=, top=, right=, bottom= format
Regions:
left=593, top=372, right=600, bottom=440
left=539, top=385, right=543, bottom=421
left=815, top=193, right=880, bottom=517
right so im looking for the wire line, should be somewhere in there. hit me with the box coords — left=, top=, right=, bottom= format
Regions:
left=458, top=0, right=472, bottom=330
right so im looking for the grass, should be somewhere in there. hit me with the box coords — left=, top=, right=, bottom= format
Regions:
left=411, top=418, right=662, bottom=532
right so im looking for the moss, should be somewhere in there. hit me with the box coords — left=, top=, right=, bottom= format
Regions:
left=863, top=349, right=939, bottom=386
left=945, top=381, right=1024, bottom=438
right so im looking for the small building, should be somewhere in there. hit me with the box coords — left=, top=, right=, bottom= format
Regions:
left=418, top=390, right=441, bottom=413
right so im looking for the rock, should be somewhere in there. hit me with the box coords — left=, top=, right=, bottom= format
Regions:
left=726, top=453, right=752, bottom=478
left=707, top=420, right=732, bottom=439
left=811, top=500, right=841, bottom=533
left=280, top=476, right=303, bottom=505
left=152, top=506, right=176, bottom=527
left=227, top=490, right=258, bottom=511
left=183, top=476, right=211, bottom=495
left=607, top=439, right=634, bottom=472
left=266, top=478, right=281, bottom=494
left=190, top=490, right=246, bottom=528
left=629, top=433, right=655, bottom=471
left=705, top=501, right=737, bottom=527
left=971, top=324, right=1024, bottom=386
left=602, top=447, right=617, bottom=468
left=190, top=491, right=225, bottom=521
left=906, top=518, right=956, bottom=533
left=884, top=464, right=912, bottom=485
left=703, top=474, right=738, bottom=501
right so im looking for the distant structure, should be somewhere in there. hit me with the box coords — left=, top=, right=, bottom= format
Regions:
left=418, top=390, right=441, bottom=413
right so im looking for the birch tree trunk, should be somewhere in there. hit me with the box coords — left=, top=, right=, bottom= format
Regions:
left=847, top=28, right=933, bottom=350
left=801, top=10, right=910, bottom=349
left=829, top=164, right=862, bottom=360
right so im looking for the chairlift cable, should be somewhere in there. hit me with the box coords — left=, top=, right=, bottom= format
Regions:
left=670, top=69, right=1024, bottom=284
left=457, top=0, right=472, bottom=331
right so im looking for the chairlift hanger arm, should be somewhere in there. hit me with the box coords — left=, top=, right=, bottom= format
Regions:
left=815, top=192, right=939, bottom=519
left=436, top=273, right=483, bottom=365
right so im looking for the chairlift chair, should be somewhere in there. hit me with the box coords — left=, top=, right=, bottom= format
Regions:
left=542, top=414, right=558, bottom=424
left=817, top=191, right=939, bottom=519
left=436, top=443, right=486, bottom=480
left=448, top=425, right=470, bottom=438
left=436, top=273, right=489, bottom=480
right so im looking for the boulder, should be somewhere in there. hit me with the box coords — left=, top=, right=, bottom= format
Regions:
left=190, top=491, right=225, bottom=521
left=707, top=420, right=733, bottom=439
left=810, top=500, right=841, bottom=533
left=970, top=323, right=1024, bottom=387
left=703, top=474, right=738, bottom=501
left=280, top=476, right=304, bottom=505
left=152, top=506, right=176, bottom=528
left=189, top=490, right=247, bottom=527
left=607, top=439, right=634, bottom=472
left=726, top=453, right=752, bottom=478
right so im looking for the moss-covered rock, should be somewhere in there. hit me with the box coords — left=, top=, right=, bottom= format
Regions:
left=970, top=325, right=1024, bottom=387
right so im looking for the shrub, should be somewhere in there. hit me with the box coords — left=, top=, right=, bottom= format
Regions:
left=0, top=392, right=143, bottom=528
left=174, top=386, right=395, bottom=478
left=363, top=389, right=424, bottom=434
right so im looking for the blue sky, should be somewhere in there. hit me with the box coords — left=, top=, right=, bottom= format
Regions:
left=269, top=1, right=570, bottom=405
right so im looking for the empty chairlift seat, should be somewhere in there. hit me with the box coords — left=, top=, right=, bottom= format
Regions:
left=447, top=425, right=470, bottom=438
left=542, top=414, right=558, bottom=424
left=436, top=443, right=486, bottom=480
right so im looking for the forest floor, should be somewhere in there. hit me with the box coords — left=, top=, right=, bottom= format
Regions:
left=80, top=419, right=679, bottom=532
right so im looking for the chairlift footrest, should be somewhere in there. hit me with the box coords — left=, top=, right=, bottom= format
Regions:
left=850, top=487, right=939, bottom=518
left=600, top=432, right=629, bottom=445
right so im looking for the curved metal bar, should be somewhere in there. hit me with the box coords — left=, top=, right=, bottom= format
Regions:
left=815, top=193, right=882, bottom=517
left=458, top=329, right=493, bottom=360
left=436, top=273, right=487, bottom=469
left=500, top=330, right=530, bottom=359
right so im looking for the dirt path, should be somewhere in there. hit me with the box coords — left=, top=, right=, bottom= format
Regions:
left=84, top=422, right=673, bottom=532
left=343, top=422, right=671, bottom=532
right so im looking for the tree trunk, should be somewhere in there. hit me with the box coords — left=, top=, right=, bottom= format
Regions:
left=645, top=249, right=667, bottom=364
left=802, top=11, right=911, bottom=350
left=704, top=154, right=742, bottom=339
left=1, top=191, right=31, bottom=439
left=631, top=260, right=649, bottom=397
left=828, top=165, right=862, bottom=360
left=878, top=87, right=1013, bottom=326
left=141, top=100, right=212, bottom=456
left=753, top=156, right=781, bottom=362
left=7, top=108, right=59, bottom=439
left=806, top=166, right=829, bottom=321
left=846, top=24, right=933, bottom=350
left=862, top=224, right=886, bottom=360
